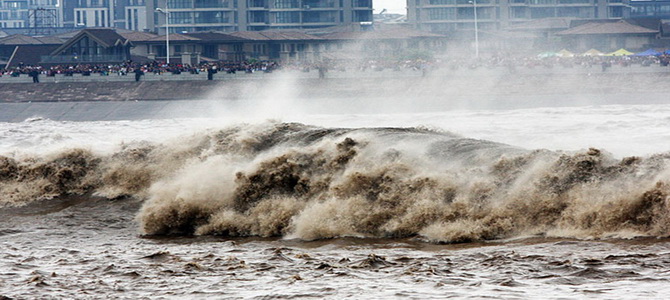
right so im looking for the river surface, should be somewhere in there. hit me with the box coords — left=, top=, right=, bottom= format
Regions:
left=2, top=95, right=670, bottom=299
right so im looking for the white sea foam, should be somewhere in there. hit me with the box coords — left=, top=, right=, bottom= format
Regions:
left=2, top=104, right=668, bottom=158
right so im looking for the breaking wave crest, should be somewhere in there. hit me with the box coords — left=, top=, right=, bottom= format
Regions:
left=2, top=122, right=670, bottom=243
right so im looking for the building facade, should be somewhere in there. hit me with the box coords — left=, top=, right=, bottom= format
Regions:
left=407, top=0, right=632, bottom=34
left=0, top=1, right=150, bottom=32
left=152, top=0, right=373, bottom=34
left=3, top=1, right=372, bottom=34
left=123, top=0, right=148, bottom=31
left=0, top=0, right=61, bottom=30
left=629, top=0, right=670, bottom=18
left=61, top=0, right=148, bottom=31
left=62, top=0, right=114, bottom=28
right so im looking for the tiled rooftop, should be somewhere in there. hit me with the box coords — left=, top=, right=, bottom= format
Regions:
left=557, top=20, right=659, bottom=35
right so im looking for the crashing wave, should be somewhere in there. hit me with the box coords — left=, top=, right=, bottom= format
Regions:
left=1, top=122, right=670, bottom=243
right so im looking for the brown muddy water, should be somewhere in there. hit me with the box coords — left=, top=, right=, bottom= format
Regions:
left=3, top=195, right=670, bottom=299
left=2, top=105, right=670, bottom=299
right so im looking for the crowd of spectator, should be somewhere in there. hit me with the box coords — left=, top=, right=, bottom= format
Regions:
left=0, top=58, right=435, bottom=80
left=0, top=60, right=281, bottom=78
left=2, top=54, right=670, bottom=81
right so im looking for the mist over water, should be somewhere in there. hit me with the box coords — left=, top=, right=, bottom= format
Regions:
left=2, top=71, right=670, bottom=298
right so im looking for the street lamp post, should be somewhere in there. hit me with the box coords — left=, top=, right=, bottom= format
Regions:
left=155, top=5, right=170, bottom=64
left=472, top=0, right=479, bottom=58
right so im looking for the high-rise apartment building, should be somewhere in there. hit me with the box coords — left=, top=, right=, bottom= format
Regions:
left=62, top=0, right=114, bottom=28
left=59, top=0, right=149, bottom=31
left=407, top=0, right=632, bottom=34
left=629, top=0, right=670, bottom=18
left=2, top=0, right=372, bottom=34
left=0, top=0, right=60, bottom=29
left=151, top=0, right=373, bottom=34
left=119, top=0, right=148, bottom=31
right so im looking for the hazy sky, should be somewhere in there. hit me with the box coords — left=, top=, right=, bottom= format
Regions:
left=374, top=0, right=407, bottom=14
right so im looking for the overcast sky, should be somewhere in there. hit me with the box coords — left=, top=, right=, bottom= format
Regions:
left=374, top=0, right=406, bottom=14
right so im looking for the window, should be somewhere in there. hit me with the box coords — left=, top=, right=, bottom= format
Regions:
left=133, top=8, right=139, bottom=29
left=558, top=0, right=590, bottom=3
left=303, top=11, right=336, bottom=23
left=557, top=7, right=592, bottom=18
left=303, top=0, right=335, bottom=8
left=609, top=6, right=623, bottom=18
left=429, top=0, right=483, bottom=4
left=510, top=7, right=526, bottom=18
left=530, top=7, right=555, bottom=18
left=248, top=11, right=268, bottom=23
left=353, top=0, right=371, bottom=7
left=171, top=12, right=193, bottom=24
left=274, top=11, right=300, bottom=23
left=195, top=0, right=228, bottom=8
left=430, top=0, right=455, bottom=4
left=274, top=0, right=299, bottom=8
left=429, top=8, right=455, bottom=20
left=248, top=0, right=267, bottom=8
left=457, top=7, right=474, bottom=19
left=195, top=11, right=228, bottom=23
left=168, top=0, right=192, bottom=9
left=126, top=9, right=132, bottom=29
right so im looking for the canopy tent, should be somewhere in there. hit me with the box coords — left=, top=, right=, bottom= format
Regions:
left=556, top=49, right=574, bottom=57
left=582, top=49, right=604, bottom=56
left=605, top=48, right=633, bottom=56
left=537, top=51, right=558, bottom=58
left=633, top=48, right=662, bottom=56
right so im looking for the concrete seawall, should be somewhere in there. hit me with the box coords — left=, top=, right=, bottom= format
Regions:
left=0, top=81, right=221, bottom=102
left=0, top=70, right=425, bottom=102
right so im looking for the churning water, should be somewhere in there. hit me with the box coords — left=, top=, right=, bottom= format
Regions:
left=2, top=95, right=670, bottom=298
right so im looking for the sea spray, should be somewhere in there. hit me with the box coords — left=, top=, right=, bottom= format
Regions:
left=130, top=123, right=670, bottom=241
left=2, top=122, right=670, bottom=242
